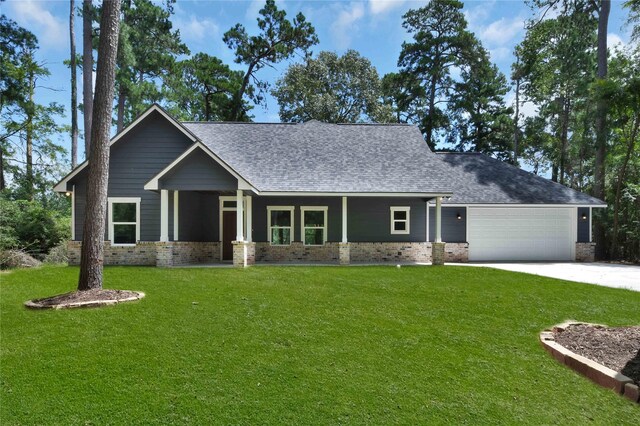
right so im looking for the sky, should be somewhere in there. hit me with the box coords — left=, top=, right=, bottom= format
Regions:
left=2, top=0, right=634, bottom=162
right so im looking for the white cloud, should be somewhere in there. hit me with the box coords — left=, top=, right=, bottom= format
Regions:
left=489, top=47, right=511, bottom=62
left=480, top=16, right=525, bottom=46
left=331, top=2, right=365, bottom=49
left=464, top=0, right=496, bottom=29
left=8, top=0, right=67, bottom=51
left=173, top=14, right=219, bottom=43
left=607, top=33, right=625, bottom=52
left=369, top=0, right=407, bottom=15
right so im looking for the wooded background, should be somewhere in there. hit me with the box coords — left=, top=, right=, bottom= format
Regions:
left=1, top=0, right=638, bottom=262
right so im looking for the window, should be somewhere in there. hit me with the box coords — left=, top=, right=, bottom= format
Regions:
left=390, top=207, right=410, bottom=235
left=268, top=206, right=294, bottom=245
left=108, top=197, right=140, bottom=245
left=301, top=207, right=328, bottom=246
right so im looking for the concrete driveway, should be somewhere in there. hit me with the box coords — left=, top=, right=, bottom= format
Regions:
left=455, top=262, right=640, bottom=292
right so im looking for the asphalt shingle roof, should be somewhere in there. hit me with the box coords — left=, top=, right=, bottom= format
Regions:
left=183, top=120, right=454, bottom=194
left=181, top=119, right=604, bottom=205
left=436, top=153, right=605, bottom=205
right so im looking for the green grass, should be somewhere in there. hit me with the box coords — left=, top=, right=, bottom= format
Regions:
left=1, top=265, right=639, bottom=425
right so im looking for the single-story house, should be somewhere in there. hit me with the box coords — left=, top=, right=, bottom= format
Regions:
left=55, top=104, right=605, bottom=267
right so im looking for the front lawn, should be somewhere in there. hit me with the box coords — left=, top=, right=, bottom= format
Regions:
left=1, top=266, right=639, bottom=424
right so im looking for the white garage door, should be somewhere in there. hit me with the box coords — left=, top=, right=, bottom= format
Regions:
left=468, top=207, right=574, bottom=261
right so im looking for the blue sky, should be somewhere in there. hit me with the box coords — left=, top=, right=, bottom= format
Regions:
left=2, top=0, right=633, bottom=161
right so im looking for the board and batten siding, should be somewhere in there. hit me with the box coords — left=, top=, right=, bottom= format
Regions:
left=347, top=197, right=427, bottom=242
left=428, top=206, right=467, bottom=243
left=159, top=148, right=237, bottom=191
left=577, top=207, right=590, bottom=242
left=71, top=111, right=195, bottom=241
left=251, top=196, right=342, bottom=242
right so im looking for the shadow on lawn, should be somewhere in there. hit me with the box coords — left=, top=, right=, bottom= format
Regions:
left=622, top=348, right=640, bottom=384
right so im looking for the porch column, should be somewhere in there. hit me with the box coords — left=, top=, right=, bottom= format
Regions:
left=339, top=196, right=350, bottom=265
left=236, top=189, right=244, bottom=241
left=246, top=195, right=252, bottom=242
left=342, top=196, right=347, bottom=243
left=160, top=189, right=169, bottom=242
left=432, top=196, right=445, bottom=265
left=173, top=190, right=179, bottom=241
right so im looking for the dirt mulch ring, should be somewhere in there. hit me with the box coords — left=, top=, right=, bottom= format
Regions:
left=554, top=324, right=640, bottom=385
left=25, top=289, right=144, bottom=309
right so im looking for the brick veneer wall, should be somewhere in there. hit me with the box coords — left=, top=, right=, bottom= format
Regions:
left=68, top=241, right=157, bottom=266
left=255, top=242, right=340, bottom=263
left=350, top=242, right=432, bottom=263
left=156, top=242, right=220, bottom=267
left=444, top=243, right=469, bottom=262
left=575, top=242, right=596, bottom=262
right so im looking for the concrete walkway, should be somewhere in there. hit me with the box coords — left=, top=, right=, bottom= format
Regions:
left=454, top=262, right=640, bottom=292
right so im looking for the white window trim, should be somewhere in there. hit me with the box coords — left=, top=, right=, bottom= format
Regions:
left=390, top=206, right=410, bottom=235
left=108, top=197, right=141, bottom=246
left=301, top=206, right=328, bottom=246
left=267, top=206, right=294, bottom=246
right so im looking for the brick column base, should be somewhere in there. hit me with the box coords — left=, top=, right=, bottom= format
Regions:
left=575, top=242, right=596, bottom=262
left=156, top=242, right=174, bottom=267
left=233, top=241, right=255, bottom=267
left=432, top=242, right=445, bottom=265
left=339, top=243, right=350, bottom=265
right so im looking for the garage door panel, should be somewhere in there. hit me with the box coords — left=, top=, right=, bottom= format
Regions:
left=468, top=207, right=573, bottom=261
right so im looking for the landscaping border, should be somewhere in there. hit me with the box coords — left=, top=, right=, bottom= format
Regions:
left=24, top=291, right=145, bottom=310
left=539, top=321, right=639, bottom=404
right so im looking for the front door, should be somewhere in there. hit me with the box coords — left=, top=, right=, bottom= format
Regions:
left=222, top=210, right=237, bottom=261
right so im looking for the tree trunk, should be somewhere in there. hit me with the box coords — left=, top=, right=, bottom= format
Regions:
left=232, top=62, right=255, bottom=121
left=0, top=146, right=4, bottom=191
left=116, top=88, right=125, bottom=132
left=82, top=0, right=93, bottom=158
left=78, top=0, right=121, bottom=291
left=610, top=118, right=639, bottom=259
left=25, top=68, right=35, bottom=201
left=426, top=72, right=438, bottom=149
left=593, top=0, right=610, bottom=260
left=559, top=96, right=570, bottom=186
left=70, top=0, right=78, bottom=168
left=513, top=77, right=520, bottom=165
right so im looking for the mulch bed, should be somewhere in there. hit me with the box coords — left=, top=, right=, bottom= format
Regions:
left=26, top=289, right=143, bottom=309
left=554, top=324, right=640, bottom=385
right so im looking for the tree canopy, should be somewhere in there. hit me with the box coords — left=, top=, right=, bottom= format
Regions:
left=273, top=50, right=392, bottom=123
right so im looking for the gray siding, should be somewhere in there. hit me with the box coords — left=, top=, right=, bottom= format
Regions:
left=251, top=196, right=342, bottom=242
left=577, top=207, right=590, bottom=242
left=347, top=197, right=427, bottom=242
left=159, top=148, right=237, bottom=191
left=428, top=207, right=467, bottom=243
left=178, top=191, right=218, bottom=242
left=71, top=111, right=194, bottom=241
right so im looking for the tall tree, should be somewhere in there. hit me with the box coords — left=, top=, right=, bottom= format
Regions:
left=397, top=0, right=476, bottom=149
left=272, top=50, right=393, bottom=123
left=165, top=53, right=248, bottom=122
left=381, top=72, right=426, bottom=124
left=82, top=0, right=93, bottom=157
left=224, top=0, right=318, bottom=121
left=449, top=42, right=513, bottom=159
left=0, top=17, right=66, bottom=201
left=70, top=0, right=78, bottom=168
left=78, top=0, right=121, bottom=291
left=112, top=0, right=188, bottom=131
left=515, top=10, right=596, bottom=183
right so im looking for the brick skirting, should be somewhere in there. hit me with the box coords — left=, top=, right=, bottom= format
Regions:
left=67, top=240, right=471, bottom=266
left=255, top=242, right=340, bottom=263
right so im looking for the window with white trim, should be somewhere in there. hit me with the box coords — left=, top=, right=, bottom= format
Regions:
left=390, top=206, right=410, bottom=234
left=268, top=206, right=294, bottom=245
left=301, top=207, right=328, bottom=246
left=108, top=197, right=141, bottom=245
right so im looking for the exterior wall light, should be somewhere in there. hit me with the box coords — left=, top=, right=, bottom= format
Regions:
left=456, top=212, right=462, bottom=220
left=581, top=213, right=588, bottom=220
left=65, top=192, right=71, bottom=197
